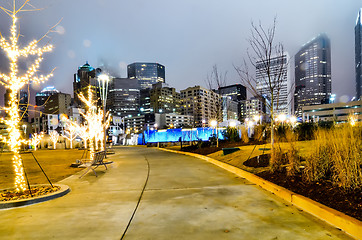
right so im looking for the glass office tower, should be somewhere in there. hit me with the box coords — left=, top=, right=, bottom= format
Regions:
left=127, top=62, right=165, bottom=90
left=356, top=9, right=362, bottom=99
left=294, top=34, right=331, bottom=116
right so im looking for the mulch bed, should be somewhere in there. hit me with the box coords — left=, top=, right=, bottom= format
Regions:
left=257, top=169, right=362, bottom=222
left=0, top=186, right=60, bottom=202
left=181, top=141, right=252, bottom=155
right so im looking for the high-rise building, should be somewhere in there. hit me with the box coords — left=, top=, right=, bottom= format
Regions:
left=217, top=84, right=247, bottom=102
left=180, top=85, right=221, bottom=127
left=150, top=82, right=181, bottom=114
left=295, top=34, right=331, bottom=116
left=35, top=86, right=60, bottom=106
left=4, top=89, right=28, bottom=122
left=73, top=61, right=101, bottom=108
left=140, top=89, right=152, bottom=114
left=221, top=96, right=239, bottom=121
left=107, top=77, right=140, bottom=118
left=256, top=53, right=291, bottom=115
left=355, top=9, right=362, bottom=99
left=127, top=62, right=165, bottom=89
left=217, top=84, right=247, bottom=121
left=240, top=98, right=265, bottom=121
left=43, top=93, right=71, bottom=115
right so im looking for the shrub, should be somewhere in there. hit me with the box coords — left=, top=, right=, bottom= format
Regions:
left=240, top=126, right=249, bottom=144
left=285, top=130, right=300, bottom=176
left=304, top=125, right=362, bottom=190
left=223, top=127, right=240, bottom=142
left=270, top=144, right=284, bottom=172
left=295, top=122, right=316, bottom=141
left=253, top=124, right=267, bottom=143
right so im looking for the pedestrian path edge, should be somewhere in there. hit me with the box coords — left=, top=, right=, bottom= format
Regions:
left=157, top=147, right=362, bottom=240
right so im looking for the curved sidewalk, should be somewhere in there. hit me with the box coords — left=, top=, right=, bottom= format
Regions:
left=0, top=147, right=354, bottom=240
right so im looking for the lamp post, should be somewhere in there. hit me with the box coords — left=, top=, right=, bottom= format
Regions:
left=97, top=74, right=110, bottom=156
left=210, top=120, right=218, bottom=147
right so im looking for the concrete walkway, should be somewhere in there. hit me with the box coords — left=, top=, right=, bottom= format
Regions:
left=0, top=147, right=352, bottom=240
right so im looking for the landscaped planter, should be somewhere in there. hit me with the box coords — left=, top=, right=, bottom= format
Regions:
left=0, top=184, right=70, bottom=209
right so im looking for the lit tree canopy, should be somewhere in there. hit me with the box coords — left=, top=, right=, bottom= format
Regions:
left=0, top=0, right=56, bottom=192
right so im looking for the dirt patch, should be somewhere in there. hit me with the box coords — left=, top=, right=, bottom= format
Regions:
left=181, top=141, right=253, bottom=156
left=243, top=154, right=289, bottom=168
left=257, top=169, right=362, bottom=222
left=243, top=154, right=270, bottom=168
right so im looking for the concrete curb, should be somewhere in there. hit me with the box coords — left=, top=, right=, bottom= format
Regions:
left=158, top=148, right=362, bottom=240
left=0, top=184, right=70, bottom=210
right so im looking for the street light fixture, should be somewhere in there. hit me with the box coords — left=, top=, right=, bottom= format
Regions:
left=210, top=120, right=218, bottom=147
left=229, top=120, right=237, bottom=128
left=97, top=74, right=110, bottom=155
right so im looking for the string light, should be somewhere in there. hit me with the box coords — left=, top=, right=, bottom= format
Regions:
left=30, top=132, right=44, bottom=151
left=78, top=86, right=110, bottom=160
left=77, top=125, right=90, bottom=149
left=0, top=2, right=54, bottom=192
left=49, top=130, right=59, bottom=149
left=62, top=119, right=78, bottom=149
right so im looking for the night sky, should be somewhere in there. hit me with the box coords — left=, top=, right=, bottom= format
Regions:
left=0, top=0, right=361, bottom=105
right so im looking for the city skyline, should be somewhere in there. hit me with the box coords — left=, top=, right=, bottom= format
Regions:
left=0, top=0, right=361, bottom=105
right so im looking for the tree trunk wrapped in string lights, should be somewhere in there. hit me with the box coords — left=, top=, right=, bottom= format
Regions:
left=49, top=130, right=59, bottom=149
left=0, top=1, right=55, bottom=192
left=78, top=86, right=110, bottom=161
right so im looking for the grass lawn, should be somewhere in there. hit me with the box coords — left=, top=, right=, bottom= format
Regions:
left=0, top=149, right=87, bottom=189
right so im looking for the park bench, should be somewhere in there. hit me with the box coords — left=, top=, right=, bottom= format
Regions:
left=78, top=151, right=113, bottom=178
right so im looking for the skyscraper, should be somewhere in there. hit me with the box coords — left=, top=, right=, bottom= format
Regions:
left=43, top=93, right=71, bottom=115
left=107, top=77, right=140, bottom=118
left=73, top=61, right=101, bottom=108
left=294, top=34, right=331, bottom=116
left=35, top=86, right=59, bottom=107
left=4, top=89, right=28, bottom=122
left=256, top=53, right=291, bottom=115
left=127, top=62, right=165, bottom=89
left=355, top=9, right=362, bottom=99
left=150, top=82, right=181, bottom=114
left=181, top=86, right=221, bottom=127
left=217, top=84, right=247, bottom=121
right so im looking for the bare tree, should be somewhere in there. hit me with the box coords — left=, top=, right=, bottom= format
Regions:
left=234, top=17, right=288, bottom=155
left=205, top=65, right=227, bottom=147
left=206, top=64, right=227, bottom=91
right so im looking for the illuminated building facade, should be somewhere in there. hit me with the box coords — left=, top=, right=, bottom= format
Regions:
left=43, top=93, right=71, bottom=115
left=35, top=86, right=59, bottom=107
left=217, top=84, right=246, bottom=121
left=124, top=115, right=145, bottom=133
left=4, top=89, right=29, bottom=122
left=73, top=61, right=101, bottom=108
left=295, top=34, right=331, bottom=116
left=150, top=82, right=181, bottom=114
left=127, top=62, right=165, bottom=89
left=240, top=98, right=265, bottom=121
left=256, top=53, right=291, bottom=115
left=356, top=9, right=362, bottom=99
left=180, top=86, right=221, bottom=127
left=140, top=89, right=152, bottom=114
left=302, top=99, right=362, bottom=123
left=157, top=113, right=194, bottom=128
left=221, top=96, right=238, bottom=122
left=107, top=77, right=140, bottom=118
